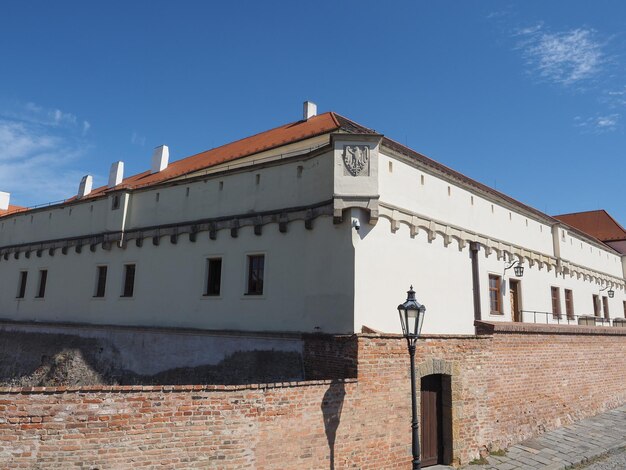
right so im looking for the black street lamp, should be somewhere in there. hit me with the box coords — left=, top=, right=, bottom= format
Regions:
left=397, top=285, right=427, bottom=470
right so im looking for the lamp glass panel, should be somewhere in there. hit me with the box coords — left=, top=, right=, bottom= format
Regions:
left=398, top=309, right=408, bottom=337
left=417, top=309, right=425, bottom=336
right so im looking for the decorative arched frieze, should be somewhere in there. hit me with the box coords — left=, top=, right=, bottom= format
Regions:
left=377, top=201, right=626, bottom=289
left=0, top=202, right=334, bottom=260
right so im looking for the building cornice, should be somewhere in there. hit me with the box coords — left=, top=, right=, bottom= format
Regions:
left=378, top=201, right=626, bottom=288
left=0, top=200, right=334, bottom=259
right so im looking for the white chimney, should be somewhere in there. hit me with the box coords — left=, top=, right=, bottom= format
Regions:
left=0, top=191, right=9, bottom=211
left=151, top=145, right=169, bottom=174
left=303, top=101, right=317, bottom=120
left=77, top=175, right=93, bottom=198
left=108, top=161, right=124, bottom=188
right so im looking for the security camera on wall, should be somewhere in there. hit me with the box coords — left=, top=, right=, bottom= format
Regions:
left=353, top=219, right=361, bottom=231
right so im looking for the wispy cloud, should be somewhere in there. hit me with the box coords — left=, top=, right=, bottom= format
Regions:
left=516, top=25, right=604, bottom=86
left=574, top=113, right=619, bottom=133
left=0, top=102, right=93, bottom=206
left=604, top=86, right=626, bottom=107
left=131, top=131, right=145, bottom=147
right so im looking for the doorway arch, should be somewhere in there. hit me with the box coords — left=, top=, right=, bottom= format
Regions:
left=417, top=359, right=456, bottom=467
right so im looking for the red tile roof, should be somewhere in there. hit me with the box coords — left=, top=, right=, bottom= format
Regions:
left=0, top=108, right=623, bottom=255
left=0, top=205, right=27, bottom=217
left=82, top=112, right=343, bottom=198
left=554, top=210, right=626, bottom=242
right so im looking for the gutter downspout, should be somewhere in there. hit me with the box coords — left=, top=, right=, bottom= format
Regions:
left=470, top=242, right=482, bottom=333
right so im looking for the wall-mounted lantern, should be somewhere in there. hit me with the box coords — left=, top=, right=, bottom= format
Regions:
left=504, top=259, right=524, bottom=278
left=600, top=285, right=614, bottom=298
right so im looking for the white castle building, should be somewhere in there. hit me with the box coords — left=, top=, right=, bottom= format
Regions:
left=1, top=102, right=625, bottom=336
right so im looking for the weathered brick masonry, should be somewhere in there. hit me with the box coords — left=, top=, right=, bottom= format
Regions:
left=1, top=322, right=625, bottom=469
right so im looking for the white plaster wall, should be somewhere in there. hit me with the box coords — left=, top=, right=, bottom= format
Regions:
left=0, top=216, right=355, bottom=334
left=0, top=198, right=112, bottom=247
left=126, top=153, right=333, bottom=229
left=480, top=248, right=626, bottom=324
left=352, top=214, right=475, bottom=335
left=354, top=152, right=626, bottom=334
left=379, top=153, right=556, bottom=256
left=332, top=135, right=380, bottom=198
left=351, top=212, right=626, bottom=335
left=557, top=229, right=623, bottom=277
left=0, top=148, right=334, bottom=247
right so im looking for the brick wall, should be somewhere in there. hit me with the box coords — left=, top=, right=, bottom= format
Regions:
left=1, top=322, right=625, bottom=468
left=302, top=334, right=357, bottom=380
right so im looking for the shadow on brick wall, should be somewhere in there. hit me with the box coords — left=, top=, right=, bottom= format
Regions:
left=0, top=330, right=304, bottom=386
left=303, top=334, right=358, bottom=380
left=322, top=379, right=346, bottom=470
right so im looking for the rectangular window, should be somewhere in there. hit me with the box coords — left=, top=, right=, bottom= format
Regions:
left=564, top=289, right=574, bottom=319
left=111, top=195, right=120, bottom=210
left=121, top=264, right=135, bottom=297
left=204, top=258, right=222, bottom=296
left=602, top=296, right=610, bottom=320
left=94, top=266, right=107, bottom=298
left=16, top=271, right=28, bottom=299
left=593, top=294, right=601, bottom=317
left=36, top=270, right=48, bottom=298
left=623, top=300, right=626, bottom=319
left=488, top=275, right=502, bottom=314
left=551, top=287, right=561, bottom=318
left=246, top=255, right=265, bottom=295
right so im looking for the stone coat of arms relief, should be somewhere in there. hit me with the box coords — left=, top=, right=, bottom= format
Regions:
left=342, top=145, right=370, bottom=176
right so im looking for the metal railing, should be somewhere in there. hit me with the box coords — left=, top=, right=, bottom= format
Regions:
left=519, top=310, right=616, bottom=327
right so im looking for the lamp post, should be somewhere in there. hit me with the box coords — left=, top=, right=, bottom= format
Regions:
left=397, top=285, right=427, bottom=470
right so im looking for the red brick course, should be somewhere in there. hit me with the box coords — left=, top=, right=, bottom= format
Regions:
left=0, top=323, right=625, bottom=468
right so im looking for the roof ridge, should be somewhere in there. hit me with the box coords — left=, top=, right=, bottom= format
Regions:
left=332, top=113, right=378, bottom=134
left=601, top=210, right=626, bottom=233
left=169, top=112, right=338, bottom=167
left=554, top=210, right=626, bottom=234
left=554, top=209, right=604, bottom=217
left=381, top=135, right=559, bottom=225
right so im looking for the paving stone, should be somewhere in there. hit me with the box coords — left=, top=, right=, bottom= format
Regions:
left=493, top=463, right=517, bottom=470
left=461, top=406, right=626, bottom=469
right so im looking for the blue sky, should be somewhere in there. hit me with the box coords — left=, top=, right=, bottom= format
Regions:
left=1, top=1, right=625, bottom=223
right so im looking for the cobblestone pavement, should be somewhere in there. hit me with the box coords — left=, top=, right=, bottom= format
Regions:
left=465, top=405, right=626, bottom=469
left=576, top=447, right=626, bottom=469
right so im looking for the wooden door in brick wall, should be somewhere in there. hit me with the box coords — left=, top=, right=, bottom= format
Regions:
left=510, top=280, right=521, bottom=322
left=421, top=374, right=443, bottom=467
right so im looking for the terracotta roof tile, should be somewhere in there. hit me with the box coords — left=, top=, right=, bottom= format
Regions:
left=0, top=205, right=27, bottom=217
left=83, top=112, right=342, bottom=198
left=554, top=210, right=626, bottom=242
left=2, top=108, right=624, bottom=257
